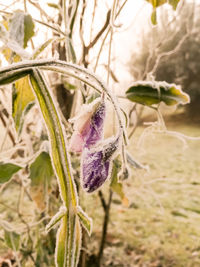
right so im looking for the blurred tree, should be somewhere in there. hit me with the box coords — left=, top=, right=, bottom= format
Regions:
left=130, top=0, right=200, bottom=116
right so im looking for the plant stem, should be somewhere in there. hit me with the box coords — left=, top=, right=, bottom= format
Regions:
left=29, top=69, right=79, bottom=266
left=0, top=59, right=127, bottom=143
left=97, top=190, right=113, bottom=266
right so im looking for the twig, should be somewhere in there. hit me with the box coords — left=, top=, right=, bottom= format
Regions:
left=0, top=107, right=15, bottom=146
left=97, top=190, right=113, bottom=266
left=98, top=190, right=107, bottom=212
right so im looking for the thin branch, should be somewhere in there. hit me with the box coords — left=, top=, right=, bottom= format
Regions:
left=88, top=10, right=111, bottom=50
left=97, top=190, right=113, bottom=266
left=98, top=190, right=107, bottom=212
left=0, top=108, right=15, bottom=146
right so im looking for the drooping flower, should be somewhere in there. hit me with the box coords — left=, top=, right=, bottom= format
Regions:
left=70, top=97, right=121, bottom=193
left=69, top=98, right=105, bottom=153
left=81, top=136, right=120, bottom=193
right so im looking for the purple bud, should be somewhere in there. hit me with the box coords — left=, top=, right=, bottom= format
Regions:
left=81, top=136, right=119, bottom=193
left=69, top=99, right=105, bottom=153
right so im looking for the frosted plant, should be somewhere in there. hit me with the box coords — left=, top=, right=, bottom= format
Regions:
left=69, top=96, right=121, bottom=192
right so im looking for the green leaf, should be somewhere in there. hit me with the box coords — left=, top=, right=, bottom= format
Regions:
left=9, top=11, right=34, bottom=48
left=30, top=151, right=53, bottom=185
left=12, top=76, right=35, bottom=133
left=0, top=162, right=22, bottom=184
left=110, top=162, right=129, bottom=207
left=45, top=206, right=67, bottom=233
left=4, top=230, right=20, bottom=251
left=126, top=81, right=190, bottom=106
left=168, top=0, right=180, bottom=10
left=32, top=38, right=54, bottom=59
left=77, top=206, right=92, bottom=236
left=24, top=14, right=35, bottom=48
left=29, top=151, right=54, bottom=210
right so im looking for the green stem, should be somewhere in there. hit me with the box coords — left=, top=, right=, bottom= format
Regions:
left=29, top=69, right=77, bottom=207
left=0, top=59, right=127, bottom=143
left=29, top=69, right=80, bottom=267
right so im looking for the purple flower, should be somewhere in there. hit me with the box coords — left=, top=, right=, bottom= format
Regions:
left=70, top=98, right=121, bottom=193
left=84, top=101, right=105, bottom=149
left=81, top=137, right=119, bottom=193
left=69, top=99, right=105, bottom=153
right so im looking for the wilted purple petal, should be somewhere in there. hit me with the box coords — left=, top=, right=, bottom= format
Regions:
left=84, top=101, right=106, bottom=149
left=81, top=136, right=119, bottom=193
left=69, top=99, right=105, bottom=153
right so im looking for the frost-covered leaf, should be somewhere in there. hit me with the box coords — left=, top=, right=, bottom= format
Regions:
left=32, top=38, right=54, bottom=59
left=12, top=76, right=35, bottom=133
left=9, top=11, right=24, bottom=47
left=4, top=230, right=20, bottom=251
left=0, top=162, right=22, bottom=184
left=126, top=81, right=190, bottom=106
left=110, top=161, right=129, bottom=206
left=0, top=16, right=30, bottom=60
left=23, top=13, right=35, bottom=48
left=45, top=207, right=67, bottom=233
left=77, top=206, right=92, bottom=236
left=9, top=11, right=34, bottom=48
left=29, top=151, right=54, bottom=210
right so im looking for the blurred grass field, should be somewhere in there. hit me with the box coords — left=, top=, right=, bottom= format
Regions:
left=84, top=121, right=200, bottom=267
